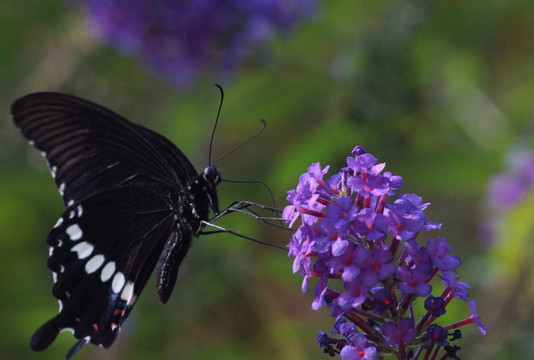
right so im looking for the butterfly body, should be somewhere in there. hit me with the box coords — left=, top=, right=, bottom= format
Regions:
left=11, top=93, right=220, bottom=357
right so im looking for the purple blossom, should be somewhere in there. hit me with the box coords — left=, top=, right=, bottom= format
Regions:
left=331, top=317, right=358, bottom=337
left=468, top=300, right=488, bottom=335
left=427, top=237, right=461, bottom=273
left=383, top=171, right=403, bottom=190
left=311, top=276, right=329, bottom=310
left=328, top=196, right=359, bottom=234
left=325, top=243, right=361, bottom=282
left=381, top=318, right=417, bottom=345
left=396, top=266, right=432, bottom=296
left=351, top=145, right=367, bottom=156
left=282, top=194, right=300, bottom=228
left=340, top=335, right=377, bottom=360
left=427, top=324, right=449, bottom=346
left=287, top=227, right=312, bottom=275
left=444, top=300, right=487, bottom=336
left=384, top=195, right=440, bottom=240
left=317, top=330, right=332, bottom=348
left=404, top=239, right=434, bottom=274
left=308, top=162, right=330, bottom=182
left=310, top=221, right=338, bottom=254
left=353, top=208, right=389, bottom=241
left=335, top=278, right=369, bottom=313
left=372, top=287, right=393, bottom=313
left=439, top=272, right=471, bottom=301
left=80, top=0, right=318, bottom=87
left=424, top=295, right=446, bottom=317
left=283, top=146, right=485, bottom=359
left=355, top=246, right=395, bottom=287
left=346, top=152, right=385, bottom=176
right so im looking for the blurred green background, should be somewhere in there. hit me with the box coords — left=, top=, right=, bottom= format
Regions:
left=1, top=0, right=534, bottom=359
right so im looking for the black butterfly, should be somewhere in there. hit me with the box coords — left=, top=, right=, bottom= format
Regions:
left=11, top=92, right=222, bottom=358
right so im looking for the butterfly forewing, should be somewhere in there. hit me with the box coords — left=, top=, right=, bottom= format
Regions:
left=11, top=93, right=197, bottom=204
left=11, top=92, right=217, bottom=358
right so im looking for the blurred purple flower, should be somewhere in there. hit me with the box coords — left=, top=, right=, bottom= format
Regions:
left=80, top=0, right=318, bottom=87
left=481, top=148, right=534, bottom=243
left=486, top=149, right=534, bottom=210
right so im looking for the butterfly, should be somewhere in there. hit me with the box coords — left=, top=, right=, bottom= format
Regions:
left=11, top=92, right=222, bottom=359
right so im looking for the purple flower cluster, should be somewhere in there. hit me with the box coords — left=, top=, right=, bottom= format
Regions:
left=80, top=0, right=318, bottom=87
left=284, top=146, right=487, bottom=359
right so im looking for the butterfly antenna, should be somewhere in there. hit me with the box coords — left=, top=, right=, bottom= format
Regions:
left=208, top=83, right=225, bottom=166
left=213, top=119, right=266, bottom=166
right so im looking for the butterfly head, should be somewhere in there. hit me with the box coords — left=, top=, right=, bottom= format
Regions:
left=197, top=165, right=221, bottom=215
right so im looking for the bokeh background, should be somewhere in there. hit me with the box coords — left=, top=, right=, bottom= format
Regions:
left=1, top=0, right=534, bottom=359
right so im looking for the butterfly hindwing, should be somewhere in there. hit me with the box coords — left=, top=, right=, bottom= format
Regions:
left=31, top=184, right=192, bottom=355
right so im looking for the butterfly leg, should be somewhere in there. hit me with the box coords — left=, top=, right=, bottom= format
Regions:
left=213, top=200, right=286, bottom=229
left=200, top=220, right=286, bottom=251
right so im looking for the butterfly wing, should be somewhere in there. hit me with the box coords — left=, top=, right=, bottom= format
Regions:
left=31, top=185, right=188, bottom=356
left=11, top=93, right=206, bottom=356
left=11, top=92, right=198, bottom=204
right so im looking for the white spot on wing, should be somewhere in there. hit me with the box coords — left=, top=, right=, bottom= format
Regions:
left=66, top=224, right=82, bottom=241
left=100, top=261, right=115, bottom=282
left=59, top=183, right=66, bottom=196
left=121, top=281, right=135, bottom=302
left=52, top=271, right=58, bottom=283
left=54, top=217, right=64, bottom=228
left=71, top=241, right=94, bottom=259
left=59, top=264, right=65, bottom=273
left=49, top=246, right=54, bottom=256
left=112, top=272, right=125, bottom=293
left=60, top=327, right=75, bottom=335
left=67, top=199, right=74, bottom=206
left=85, top=254, right=105, bottom=274
left=77, top=205, right=83, bottom=217
left=50, top=165, right=57, bottom=179
left=58, top=299, right=63, bottom=313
